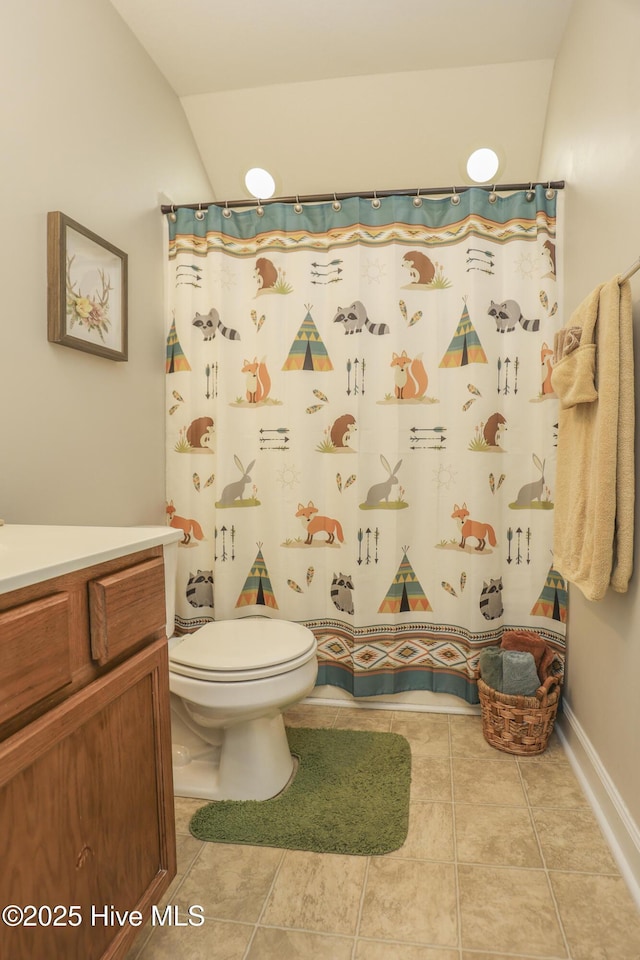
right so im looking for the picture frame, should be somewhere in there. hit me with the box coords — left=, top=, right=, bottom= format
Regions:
left=47, top=211, right=128, bottom=361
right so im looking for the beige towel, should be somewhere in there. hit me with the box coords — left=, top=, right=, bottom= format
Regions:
left=551, top=277, right=635, bottom=600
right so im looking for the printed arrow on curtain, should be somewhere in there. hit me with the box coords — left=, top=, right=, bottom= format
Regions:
left=465, top=247, right=495, bottom=275
left=311, top=260, right=343, bottom=269
left=347, top=358, right=365, bottom=396
left=356, top=527, right=380, bottom=565
left=496, top=356, right=513, bottom=395
left=175, top=264, right=203, bottom=287
left=310, top=260, right=343, bottom=284
left=467, top=248, right=494, bottom=258
left=526, top=527, right=531, bottom=565
left=311, top=260, right=342, bottom=283
left=215, top=525, right=229, bottom=562
left=221, top=526, right=228, bottom=562
left=409, top=426, right=447, bottom=450
left=466, top=256, right=495, bottom=267
left=513, top=356, right=520, bottom=394
left=214, top=525, right=235, bottom=562
left=205, top=363, right=218, bottom=399
left=507, top=527, right=513, bottom=564
left=259, top=427, right=290, bottom=448
left=503, top=358, right=511, bottom=395
left=516, top=527, right=523, bottom=565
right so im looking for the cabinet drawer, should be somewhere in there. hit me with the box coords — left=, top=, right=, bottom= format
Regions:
left=0, top=593, right=72, bottom=725
left=89, top=558, right=166, bottom=665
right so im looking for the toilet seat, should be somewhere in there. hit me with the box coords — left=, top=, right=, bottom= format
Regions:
left=169, top=619, right=317, bottom=682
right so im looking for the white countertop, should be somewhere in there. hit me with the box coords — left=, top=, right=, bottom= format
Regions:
left=0, top=525, right=183, bottom=594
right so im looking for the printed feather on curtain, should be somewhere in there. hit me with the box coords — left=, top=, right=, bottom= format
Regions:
left=165, top=187, right=566, bottom=703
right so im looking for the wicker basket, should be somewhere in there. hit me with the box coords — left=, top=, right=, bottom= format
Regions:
left=476, top=673, right=561, bottom=756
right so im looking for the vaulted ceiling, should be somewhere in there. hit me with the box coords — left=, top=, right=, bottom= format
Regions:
left=109, top=0, right=574, bottom=200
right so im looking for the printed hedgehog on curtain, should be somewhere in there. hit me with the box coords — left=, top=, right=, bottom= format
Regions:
left=236, top=544, right=278, bottom=609
left=282, top=305, right=333, bottom=371
left=439, top=298, right=487, bottom=368
left=379, top=549, right=432, bottom=613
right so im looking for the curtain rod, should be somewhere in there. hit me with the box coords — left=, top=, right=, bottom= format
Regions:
left=160, top=180, right=566, bottom=214
left=619, top=256, right=640, bottom=284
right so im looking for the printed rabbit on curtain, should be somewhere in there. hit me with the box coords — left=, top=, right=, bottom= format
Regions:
left=165, top=188, right=566, bottom=703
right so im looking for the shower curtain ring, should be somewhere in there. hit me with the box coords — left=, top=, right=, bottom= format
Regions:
left=294, top=196, right=303, bottom=214
left=488, top=185, right=498, bottom=203
left=450, top=186, right=460, bottom=205
left=332, top=193, right=342, bottom=212
left=256, top=200, right=265, bottom=216
left=222, top=201, right=232, bottom=219
left=525, top=183, right=535, bottom=201
left=413, top=189, right=422, bottom=207
left=545, top=181, right=555, bottom=200
left=371, top=191, right=381, bottom=209
left=168, top=205, right=177, bottom=223
left=195, top=203, right=205, bottom=221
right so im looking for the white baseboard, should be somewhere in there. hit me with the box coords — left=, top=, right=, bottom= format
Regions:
left=556, top=703, right=640, bottom=908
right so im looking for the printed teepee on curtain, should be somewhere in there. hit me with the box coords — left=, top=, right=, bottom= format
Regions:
left=165, top=188, right=566, bottom=703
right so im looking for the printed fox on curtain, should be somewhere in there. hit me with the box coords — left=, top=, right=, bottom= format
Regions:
left=165, top=187, right=566, bottom=703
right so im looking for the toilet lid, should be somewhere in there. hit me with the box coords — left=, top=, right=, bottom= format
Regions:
left=169, top=618, right=316, bottom=678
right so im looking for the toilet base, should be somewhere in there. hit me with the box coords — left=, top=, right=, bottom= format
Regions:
left=171, top=707, right=295, bottom=801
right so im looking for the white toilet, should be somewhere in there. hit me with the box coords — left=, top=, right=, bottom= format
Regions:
left=167, top=618, right=318, bottom=801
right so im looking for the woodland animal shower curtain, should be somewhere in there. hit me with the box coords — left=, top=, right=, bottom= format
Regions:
left=165, top=187, right=566, bottom=703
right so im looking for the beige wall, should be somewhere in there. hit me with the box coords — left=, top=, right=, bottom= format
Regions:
left=181, top=60, right=554, bottom=200
left=539, top=0, right=640, bottom=880
left=0, top=0, right=211, bottom=527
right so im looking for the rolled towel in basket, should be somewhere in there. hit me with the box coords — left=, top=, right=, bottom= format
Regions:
left=501, top=629, right=557, bottom=683
left=502, top=651, right=540, bottom=697
left=478, top=646, right=503, bottom=691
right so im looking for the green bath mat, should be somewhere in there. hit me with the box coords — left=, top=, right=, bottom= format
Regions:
left=189, top=726, right=411, bottom=856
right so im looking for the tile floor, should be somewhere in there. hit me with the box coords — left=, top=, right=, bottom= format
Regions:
left=126, top=703, right=640, bottom=960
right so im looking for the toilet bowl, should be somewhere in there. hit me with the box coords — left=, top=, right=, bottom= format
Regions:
left=168, top=618, right=318, bottom=801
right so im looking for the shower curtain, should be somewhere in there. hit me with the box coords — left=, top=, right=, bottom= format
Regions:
left=165, top=187, right=566, bottom=703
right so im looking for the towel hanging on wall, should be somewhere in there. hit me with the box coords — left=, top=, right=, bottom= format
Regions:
left=551, top=276, right=635, bottom=600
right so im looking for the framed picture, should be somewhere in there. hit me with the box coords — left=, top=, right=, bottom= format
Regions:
left=47, top=211, right=128, bottom=361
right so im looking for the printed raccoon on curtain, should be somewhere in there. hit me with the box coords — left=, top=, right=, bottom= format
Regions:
left=165, top=188, right=566, bottom=703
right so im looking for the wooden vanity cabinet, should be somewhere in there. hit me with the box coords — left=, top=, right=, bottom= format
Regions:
left=0, top=546, right=177, bottom=960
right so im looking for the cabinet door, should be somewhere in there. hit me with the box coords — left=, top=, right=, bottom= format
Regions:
left=0, top=640, right=176, bottom=960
